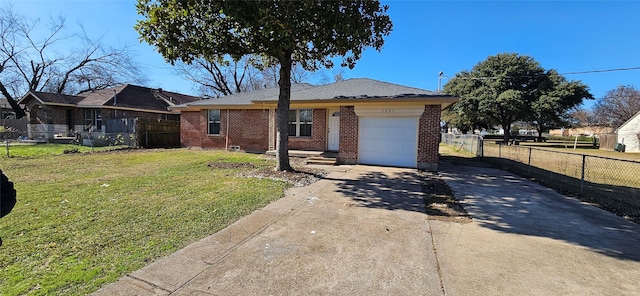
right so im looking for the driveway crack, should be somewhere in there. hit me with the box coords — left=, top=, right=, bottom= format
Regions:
left=427, top=218, right=446, bottom=296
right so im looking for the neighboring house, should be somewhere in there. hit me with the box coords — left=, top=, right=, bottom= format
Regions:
left=173, top=78, right=458, bottom=170
left=549, top=126, right=614, bottom=137
left=0, top=98, right=20, bottom=119
left=615, top=111, right=640, bottom=152
left=18, top=84, right=201, bottom=141
left=0, top=98, right=28, bottom=137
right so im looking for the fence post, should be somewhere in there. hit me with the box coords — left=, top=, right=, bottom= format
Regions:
left=146, top=131, right=149, bottom=148
left=527, top=147, right=532, bottom=175
left=499, top=143, right=502, bottom=160
left=580, top=154, right=586, bottom=194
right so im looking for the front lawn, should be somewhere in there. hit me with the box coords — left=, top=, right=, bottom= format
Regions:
left=0, top=149, right=290, bottom=295
left=0, top=143, right=126, bottom=158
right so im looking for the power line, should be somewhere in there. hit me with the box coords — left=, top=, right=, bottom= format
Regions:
left=561, top=67, right=640, bottom=75
left=445, top=66, right=640, bottom=80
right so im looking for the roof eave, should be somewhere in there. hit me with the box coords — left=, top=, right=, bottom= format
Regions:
left=259, top=96, right=459, bottom=107
left=171, top=96, right=459, bottom=111
left=79, top=105, right=176, bottom=114
left=18, top=91, right=46, bottom=105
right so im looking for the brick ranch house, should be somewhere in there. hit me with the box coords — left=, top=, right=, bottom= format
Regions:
left=19, top=84, right=201, bottom=141
left=174, top=78, right=458, bottom=170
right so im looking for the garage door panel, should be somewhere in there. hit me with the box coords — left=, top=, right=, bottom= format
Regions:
left=359, top=117, right=417, bottom=168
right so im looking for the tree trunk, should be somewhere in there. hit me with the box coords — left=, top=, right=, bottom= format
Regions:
left=0, top=84, right=26, bottom=119
left=275, top=53, right=293, bottom=171
left=502, top=124, right=511, bottom=144
left=536, top=126, right=544, bottom=142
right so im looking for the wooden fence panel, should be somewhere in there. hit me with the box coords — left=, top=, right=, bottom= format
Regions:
left=136, top=119, right=181, bottom=148
left=599, top=134, right=617, bottom=151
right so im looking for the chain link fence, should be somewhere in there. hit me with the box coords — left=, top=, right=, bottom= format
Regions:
left=482, top=143, right=640, bottom=222
left=441, top=134, right=482, bottom=156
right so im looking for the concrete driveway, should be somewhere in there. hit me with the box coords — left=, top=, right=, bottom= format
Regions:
left=434, top=162, right=640, bottom=295
left=94, top=163, right=640, bottom=295
left=94, top=165, right=443, bottom=295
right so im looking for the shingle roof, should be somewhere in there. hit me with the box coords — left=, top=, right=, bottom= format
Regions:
left=31, top=92, right=83, bottom=105
left=183, top=83, right=315, bottom=107
left=177, top=78, right=452, bottom=108
left=23, top=84, right=202, bottom=112
left=282, top=78, right=446, bottom=101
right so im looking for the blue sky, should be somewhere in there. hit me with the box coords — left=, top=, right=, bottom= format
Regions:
left=4, top=0, right=639, bottom=109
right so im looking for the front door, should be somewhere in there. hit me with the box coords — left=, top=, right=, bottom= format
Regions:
left=327, top=110, right=340, bottom=151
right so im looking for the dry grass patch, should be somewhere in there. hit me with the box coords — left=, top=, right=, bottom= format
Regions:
left=421, top=172, right=472, bottom=223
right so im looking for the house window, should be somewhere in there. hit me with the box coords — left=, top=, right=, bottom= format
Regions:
left=83, top=109, right=102, bottom=131
left=288, top=109, right=312, bottom=137
left=208, top=109, right=221, bottom=135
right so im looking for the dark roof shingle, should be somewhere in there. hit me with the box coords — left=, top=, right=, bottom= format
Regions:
left=23, top=85, right=202, bottom=112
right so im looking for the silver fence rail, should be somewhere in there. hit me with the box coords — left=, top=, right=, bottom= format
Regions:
left=440, top=133, right=482, bottom=156
left=482, top=143, right=640, bottom=222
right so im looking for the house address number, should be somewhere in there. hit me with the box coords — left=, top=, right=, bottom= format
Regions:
left=382, top=109, right=394, bottom=113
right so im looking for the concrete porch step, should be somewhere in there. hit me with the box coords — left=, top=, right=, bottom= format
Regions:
left=305, top=156, right=337, bottom=166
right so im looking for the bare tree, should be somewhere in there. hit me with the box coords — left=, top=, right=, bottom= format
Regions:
left=0, top=6, right=144, bottom=118
left=177, top=54, right=315, bottom=98
left=261, top=62, right=310, bottom=86
left=593, top=85, right=640, bottom=128
left=175, top=55, right=264, bottom=97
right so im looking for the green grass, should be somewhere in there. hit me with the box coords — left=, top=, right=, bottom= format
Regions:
left=0, top=148, right=290, bottom=295
left=438, top=143, right=476, bottom=158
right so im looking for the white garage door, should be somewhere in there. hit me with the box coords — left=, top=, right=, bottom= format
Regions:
left=359, top=117, right=418, bottom=167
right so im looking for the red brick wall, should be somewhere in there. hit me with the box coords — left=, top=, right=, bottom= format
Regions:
left=226, top=109, right=270, bottom=151
left=180, top=111, right=204, bottom=147
left=288, top=109, right=326, bottom=151
left=181, top=109, right=270, bottom=152
left=338, top=106, right=358, bottom=164
left=418, top=105, right=441, bottom=170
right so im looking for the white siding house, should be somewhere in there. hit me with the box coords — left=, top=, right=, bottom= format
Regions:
left=615, top=111, right=640, bottom=152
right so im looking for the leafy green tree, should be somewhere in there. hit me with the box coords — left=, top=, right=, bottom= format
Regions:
left=135, top=0, right=392, bottom=171
left=529, top=70, right=593, bottom=141
left=444, top=53, right=591, bottom=143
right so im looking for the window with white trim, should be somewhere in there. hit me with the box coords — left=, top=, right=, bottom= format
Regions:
left=208, top=109, right=221, bottom=135
left=83, top=109, right=102, bottom=131
left=288, top=109, right=312, bottom=137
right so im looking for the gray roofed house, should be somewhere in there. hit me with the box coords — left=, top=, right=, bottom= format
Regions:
left=176, top=78, right=457, bottom=170
left=182, top=83, right=315, bottom=107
